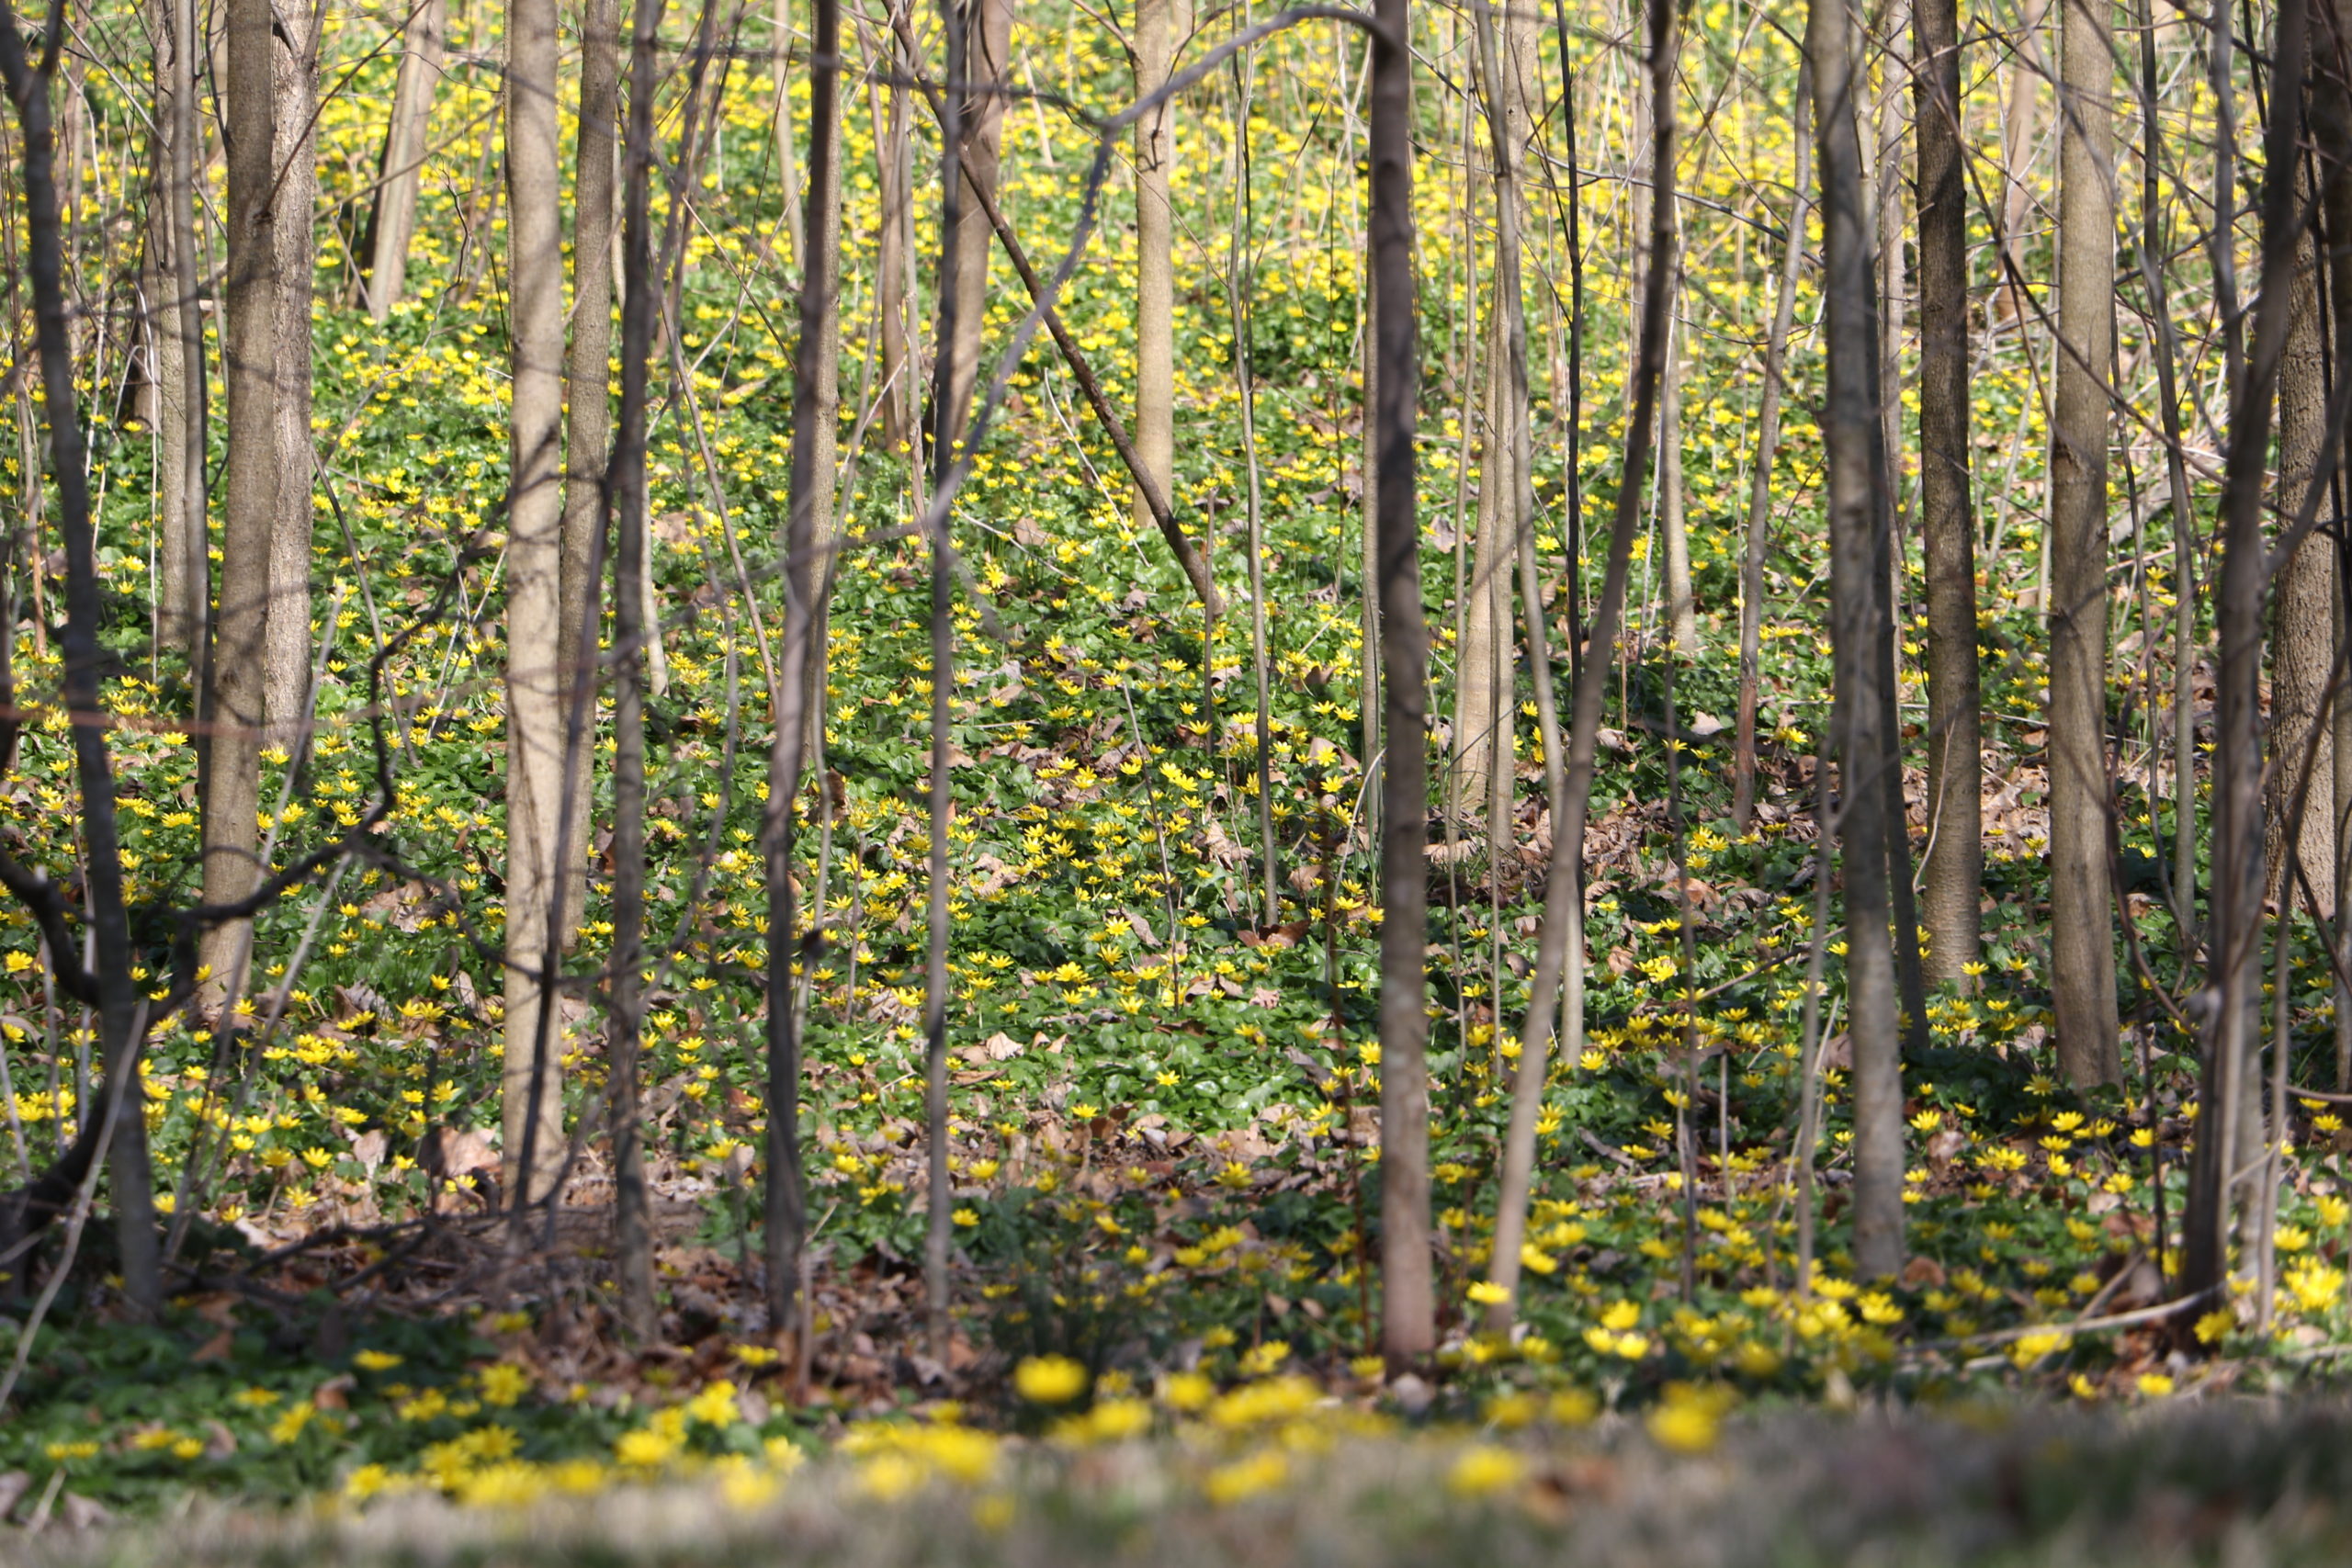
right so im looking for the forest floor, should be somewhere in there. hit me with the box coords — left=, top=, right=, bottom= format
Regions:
left=1, top=0, right=2348, bottom=1554
left=14, top=1400, right=2352, bottom=1566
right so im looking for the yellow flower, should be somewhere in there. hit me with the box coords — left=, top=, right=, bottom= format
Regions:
left=1160, top=1371, right=1215, bottom=1411
left=353, top=1349, right=402, bottom=1372
left=686, top=1380, right=741, bottom=1427
left=2136, top=1373, right=2176, bottom=1398
left=1467, top=1280, right=1510, bottom=1305
left=1013, top=1354, right=1088, bottom=1404
left=615, top=1427, right=680, bottom=1469
left=1448, top=1445, right=1525, bottom=1497
left=1656, top=1392, right=1731, bottom=1457
left=1204, top=1448, right=1289, bottom=1505
left=478, top=1363, right=530, bottom=1406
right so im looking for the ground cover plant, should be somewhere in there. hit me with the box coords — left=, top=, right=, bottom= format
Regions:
left=0, top=0, right=2346, bottom=1551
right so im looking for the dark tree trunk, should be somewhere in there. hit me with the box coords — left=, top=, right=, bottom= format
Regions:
left=1368, top=0, right=1431, bottom=1369
left=1913, top=0, right=1980, bottom=983
left=1811, top=0, right=1905, bottom=1280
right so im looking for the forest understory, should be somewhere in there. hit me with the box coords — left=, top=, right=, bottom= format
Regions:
left=0, top=0, right=2349, bottom=1553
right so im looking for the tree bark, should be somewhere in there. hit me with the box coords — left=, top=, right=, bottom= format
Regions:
left=0, top=0, right=163, bottom=1313
left=1996, top=0, right=2048, bottom=327
left=559, top=0, right=622, bottom=949
left=148, top=0, right=206, bottom=668
left=2312, top=0, right=2352, bottom=1088
left=2047, top=0, right=2119, bottom=1086
left=873, top=8, right=914, bottom=456
left=604, top=0, right=663, bottom=1336
left=1658, top=254, right=1696, bottom=654
left=765, top=0, right=840, bottom=1338
left=265, top=1, right=318, bottom=731
left=936, top=0, right=1012, bottom=450
left=1369, top=0, right=1430, bottom=1370
left=366, top=0, right=447, bottom=319
left=2268, top=172, right=2334, bottom=916
left=2183, top=0, right=2306, bottom=1312
left=1811, top=0, right=1904, bottom=1279
left=1732, top=66, right=1808, bottom=835
left=202, top=0, right=281, bottom=1006
left=1914, top=0, right=1979, bottom=979
left=772, top=0, right=803, bottom=269
left=921, top=0, right=967, bottom=1366
left=1133, top=0, right=1176, bottom=536
left=1454, top=313, right=1513, bottom=837
left=503, top=0, right=569, bottom=1206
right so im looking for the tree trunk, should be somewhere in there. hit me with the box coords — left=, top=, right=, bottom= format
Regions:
left=772, top=0, right=803, bottom=269
left=1658, top=254, right=1696, bottom=655
left=1913, top=0, right=1978, bottom=982
left=2183, top=0, right=2307, bottom=1312
left=2047, top=0, right=2119, bottom=1086
left=366, top=0, right=446, bottom=319
left=766, top=0, right=841, bottom=1337
left=605, top=0, right=666, bottom=1339
left=936, top=0, right=1012, bottom=448
left=559, top=0, right=622, bottom=950
left=1369, top=0, right=1430, bottom=1370
left=1133, top=0, right=1176, bottom=536
left=1995, top=0, right=2047, bottom=326
left=2267, top=175, right=2334, bottom=916
left=1454, top=319, right=1514, bottom=837
left=873, top=9, right=914, bottom=457
left=1811, top=0, right=1904, bottom=1280
left=265, top=1, right=318, bottom=732
left=503, top=0, right=569, bottom=1206
left=201, top=0, right=280, bottom=1006
left=149, top=0, right=205, bottom=668
left=2313, top=0, right=2352, bottom=1088
left=1732, top=66, right=1808, bottom=834
left=0, top=3, right=163, bottom=1313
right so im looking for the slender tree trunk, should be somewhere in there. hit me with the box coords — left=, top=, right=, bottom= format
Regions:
left=936, top=0, right=1012, bottom=449
left=559, top=0, right=622, bottom=949
left=2129, top=0, right=2197, bottom=927
left=2268, top=174, right=2335, bottom=915
left=1811, top=0, right=1904, bottom=1280
left=1996, top=0, right=2047, bottom=327
left=1456, top=317, right=1514, bottom=840
left=921, top=0, right=967, bottom=1366
left=1133, top=0, right=1176, bottom=536
left=773, top=0, right=803, bottom=268
left=799, top=16, right=843, bottom=761
left=2313, top=0, right=2352, bottom=1087
left=503, top=0, right=569, bottom=1205
left=265, top=1, right=318, bottom=731
left=202, top=0, right=280, bottom=1006
left=2047, top=0, right=2119, bottom=1086
left=149, top=0, right=205, bottom=667
left=1658, top=252, right=1695, bottom=654
left=1914, top=0, right=1978, bottom=979
left=874, top=8, right=914, bottom=456
left=1369, top=0, right=1430, bottom=1370
left=604, top=0, right=663, bottom=1335
left=1361, top=257, right=1380, bottom=834
left=2183, top=0, right=2307, bottom=1312
left=366, top=0, right=447, bottom=319
left=1475, top=0, right=1576, bottom=1330
left=1732, top=66, right=1808, bottom=834
left=0, top=3, right=162, bottom=1313
left=766, top=0, right=840, bottom=1339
